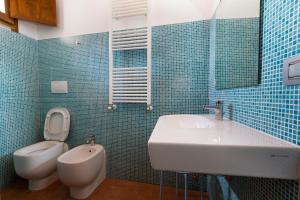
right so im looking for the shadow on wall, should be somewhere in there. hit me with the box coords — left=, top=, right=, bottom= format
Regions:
left=0, top=28, right=40, bottom=188
left=227, top=104, right=233, bottom=120
left=229, top=176, right=298, bottom=200
left=0, top=154, right=15, bottom=187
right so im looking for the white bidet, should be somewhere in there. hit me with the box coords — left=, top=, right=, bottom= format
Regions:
left=57, top=144, right=106, bottom=199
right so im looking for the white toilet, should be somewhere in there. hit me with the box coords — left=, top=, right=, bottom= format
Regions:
left=13, top=108, right=70, bottom=191
left=57, top=144, right=106, bottom=199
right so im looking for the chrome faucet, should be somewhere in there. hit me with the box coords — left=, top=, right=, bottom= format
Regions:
left=86, top=134, right=96, bottom=146
left=203, top=101, right=223, bottom=120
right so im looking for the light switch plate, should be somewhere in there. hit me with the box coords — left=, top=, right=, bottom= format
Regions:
left=51, top=81, right=68, bottom=93
left=283, top=55, right=300, bottom=85
left=289, top=63, right=300, bottom=77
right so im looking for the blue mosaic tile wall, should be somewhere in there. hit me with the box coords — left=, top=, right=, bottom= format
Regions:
left=214, top=18, right=260, bottom=90
left=209, top=0, right=300, bottom=199
left=0, top=28, right=40, bottom=188
left=2, top=2, right=298, bottom=200
left=38, top=21, right=209, bottom=186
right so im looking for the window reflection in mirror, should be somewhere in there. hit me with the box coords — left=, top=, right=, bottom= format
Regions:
left=0, top=0, right=5, bottom=13
left=0, top=0, right=18, bottom=32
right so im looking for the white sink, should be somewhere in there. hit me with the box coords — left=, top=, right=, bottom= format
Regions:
left=162, top=115, right=216, bottom=129
left=148, top=114, right=300, bottom=180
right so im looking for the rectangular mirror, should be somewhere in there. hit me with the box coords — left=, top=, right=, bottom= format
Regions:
left=212, top=0, right=261, bottom=90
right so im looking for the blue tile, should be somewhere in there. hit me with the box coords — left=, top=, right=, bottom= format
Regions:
left=0, top=0, right=299, bottom=198
left=0, top=28, right=40, bottom=188
left=37, top=21, right=210, bottom=188
left=209, top=0, right=300, bottom=199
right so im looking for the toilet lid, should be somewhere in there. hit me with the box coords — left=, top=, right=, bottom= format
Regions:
left=44, top=108, right=70, bottom=142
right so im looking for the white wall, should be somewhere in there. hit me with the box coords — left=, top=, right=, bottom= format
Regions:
left=151, top=0, right=216, bottom=26
left=216, top=0, right=260, bottom=19
left=18, top=0, right=219, bottom=40
left=19, top=21, right=38, bottom=39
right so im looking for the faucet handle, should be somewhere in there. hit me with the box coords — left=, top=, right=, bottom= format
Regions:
left=216, top=100, right=223, bottom=104
left=86, top=134, right=95, bottom=141
left=87, top=134, right=95, bottom=138
left=86, top=134, right=96, bottom=145
left=216, top=101, right=223, bottom=107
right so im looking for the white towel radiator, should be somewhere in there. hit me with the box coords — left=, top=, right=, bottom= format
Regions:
left=108, top=0, right=152, bottom=111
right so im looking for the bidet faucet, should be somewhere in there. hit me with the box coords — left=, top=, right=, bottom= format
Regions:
left=203, top=101, right=223, bottom=120
left=86, top=134, right=96, bottom=146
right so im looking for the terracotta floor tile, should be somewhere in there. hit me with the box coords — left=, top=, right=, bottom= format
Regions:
left=1, top=178, right=209, bottom=200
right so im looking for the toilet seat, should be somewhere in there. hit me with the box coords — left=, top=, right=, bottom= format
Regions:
left=14, top=141, right=62, bottom=158
left=14, top=141, right=65, bottom=177
left=44, top=108, right=70, bottom=142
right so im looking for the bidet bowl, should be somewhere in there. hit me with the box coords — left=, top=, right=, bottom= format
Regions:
left=57, top=144, right=105, bottom=187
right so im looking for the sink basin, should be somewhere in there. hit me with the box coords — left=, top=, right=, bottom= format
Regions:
left=162, top=115, right=216, bottom=129
left=148, top=114, right=300, bottom=180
